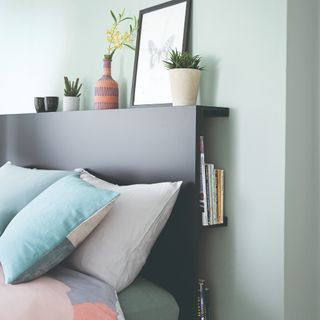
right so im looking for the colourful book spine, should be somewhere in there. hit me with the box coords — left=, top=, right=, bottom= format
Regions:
left=220, top=170, right=224, bottom=224
left=198, top=279, right=205, bottom=320
left=204, top=286, right=210, bottom=320
left=207, top=164, right=214, bottom=225
left=205, top=164, right=212, bottom=225
left=217, top=170, right=223, bottom=224
left=209, top=164, right=216, bottom=225
left=214, top=169, right=219, bottom=224
left=197, top=287, right=201, bottom=319
left=198, top=279, right=211, bottom=320
left=199, top=137, right=208, bottom=226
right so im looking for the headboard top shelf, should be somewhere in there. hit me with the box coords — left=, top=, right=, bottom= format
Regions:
left=0, top=105, right=229, bottom=119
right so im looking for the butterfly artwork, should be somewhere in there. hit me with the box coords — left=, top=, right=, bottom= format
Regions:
left=131, top=0, right=190, bottom=106
left=148, top=35, right=176, bottom=69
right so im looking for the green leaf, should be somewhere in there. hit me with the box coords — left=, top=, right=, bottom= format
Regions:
left=123, top=43, right=135, bottom=50
left=110, top=10, right=117, bottom=22
left=64, top=76, right=72, bottom=94
left=109, top=49, right=116, bottom=60
left=78, top=83, right=83, bottom=92
left=74, top=78, right=79, bottom=91
left=120, top=17, right=132, bottom=22
left=163, top=49, right=204, bottom=70
left=64, top=76, right=82, bottom=96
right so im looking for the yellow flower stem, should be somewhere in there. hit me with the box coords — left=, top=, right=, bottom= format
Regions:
left=106, top=12, right=138, bottom=60
left=108, top=21, right=120, bottom=57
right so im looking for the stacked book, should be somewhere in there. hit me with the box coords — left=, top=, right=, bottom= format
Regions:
left=199, top=136, right=225, bottom=226
left=197, top=279, right=210, bottom=320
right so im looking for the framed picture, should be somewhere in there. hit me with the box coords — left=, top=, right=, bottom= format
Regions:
left=131, top=0, right=191, bottom=107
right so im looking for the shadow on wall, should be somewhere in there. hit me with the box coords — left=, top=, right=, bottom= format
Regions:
left=199, top=112, right=282, bottom=320
left=119, top=55, right=128, bottom=108
left=199, top=56, right=220, bottom=106
left=198, top=114, right=235, bottom=319
left=200, top=112, right=285, bottom=320
left=79, top=78, right=91, bottom=111
left=0, top=116, right=7, bottom=164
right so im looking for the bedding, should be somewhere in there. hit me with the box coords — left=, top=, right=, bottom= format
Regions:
left=0, top=175, right=119, bottom=284
left=68, top=169, right=182, bottom=291
left=0, top=162, right=76, bottom=235
left=119, top=277, right=179, bottom=320
left=0, top=265, right=124, bottom=320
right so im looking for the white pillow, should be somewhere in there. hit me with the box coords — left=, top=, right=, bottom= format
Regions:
left=67, top=169, right=182, bottom=292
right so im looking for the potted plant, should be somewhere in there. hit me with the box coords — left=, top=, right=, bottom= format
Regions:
left=63, top=76, right=82, bottom=111
left=94, top=10, right=138, bottom=110
left=163, top=49, right=204, bottom=106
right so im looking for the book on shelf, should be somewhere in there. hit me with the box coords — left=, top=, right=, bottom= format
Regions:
left=205, top=286, right=211, bottom=320
left=197, top=279, right=211, bottom=320
left=205, top=164, right=216, bottom=225
left=199, top=136, right=208, bottom=226
left=199, top=136, right=225, bottom=226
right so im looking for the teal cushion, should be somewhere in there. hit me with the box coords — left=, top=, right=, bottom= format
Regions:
left=0, top=175, right=119, bottom=284
left=0, top=162, right=76, bottom=235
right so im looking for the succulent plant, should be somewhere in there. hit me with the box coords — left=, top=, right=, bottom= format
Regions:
left=64, top=76, right=82, bottom=97
left=163, top=49, right=204, bottom=70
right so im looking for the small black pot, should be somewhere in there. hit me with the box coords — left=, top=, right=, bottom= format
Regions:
left=34, top=97, right=45, bottom=113
left=44, top=96, right=59, bottom=112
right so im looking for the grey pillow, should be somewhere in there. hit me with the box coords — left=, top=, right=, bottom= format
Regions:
left=68, top=169, right=182, bottom=292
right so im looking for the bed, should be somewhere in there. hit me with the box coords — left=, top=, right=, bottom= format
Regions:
left=0, top=162, right=182, bottom=320
left=0, top=264, right=178, bottom=320
left=0, top=106, right=228, bottom=319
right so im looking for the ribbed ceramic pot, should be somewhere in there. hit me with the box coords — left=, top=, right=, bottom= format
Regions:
left=94, top=59, right=119, bottom=109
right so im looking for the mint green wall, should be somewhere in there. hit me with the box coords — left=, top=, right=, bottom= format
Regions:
left=0, top=0, right=155, bottom=114
left=198, top=1, right=287, bottom=319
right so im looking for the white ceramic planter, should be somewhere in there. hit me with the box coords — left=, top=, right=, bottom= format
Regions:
left=169, top=69, right=201, bottom=106
left=63, top=96, right=80, bottom=111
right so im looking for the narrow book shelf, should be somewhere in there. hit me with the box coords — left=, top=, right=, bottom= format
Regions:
left=203, top=217, right=228, bottom=228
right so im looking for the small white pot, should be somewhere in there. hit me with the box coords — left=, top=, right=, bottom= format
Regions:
left=169, top=68, right=201, bottom=106
left=63, top=96, right=80, bottom=111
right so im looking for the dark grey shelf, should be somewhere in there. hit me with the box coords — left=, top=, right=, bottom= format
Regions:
left=0, top=105, right=230, bottom=118
left=198, top=105, right=230, bottom=118
left=130, top=104, right=230, bottom=118
left=204, top=217, right=228, bottom=228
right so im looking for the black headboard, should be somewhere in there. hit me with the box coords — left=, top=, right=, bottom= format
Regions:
left=0, top=106, right=229, bottom=319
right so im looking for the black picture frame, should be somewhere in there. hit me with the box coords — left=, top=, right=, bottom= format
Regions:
left=130, top=0, right=191, bottom=107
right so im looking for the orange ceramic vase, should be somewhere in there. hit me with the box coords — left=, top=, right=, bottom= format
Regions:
left=94, top=59, right=119, bottom=109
